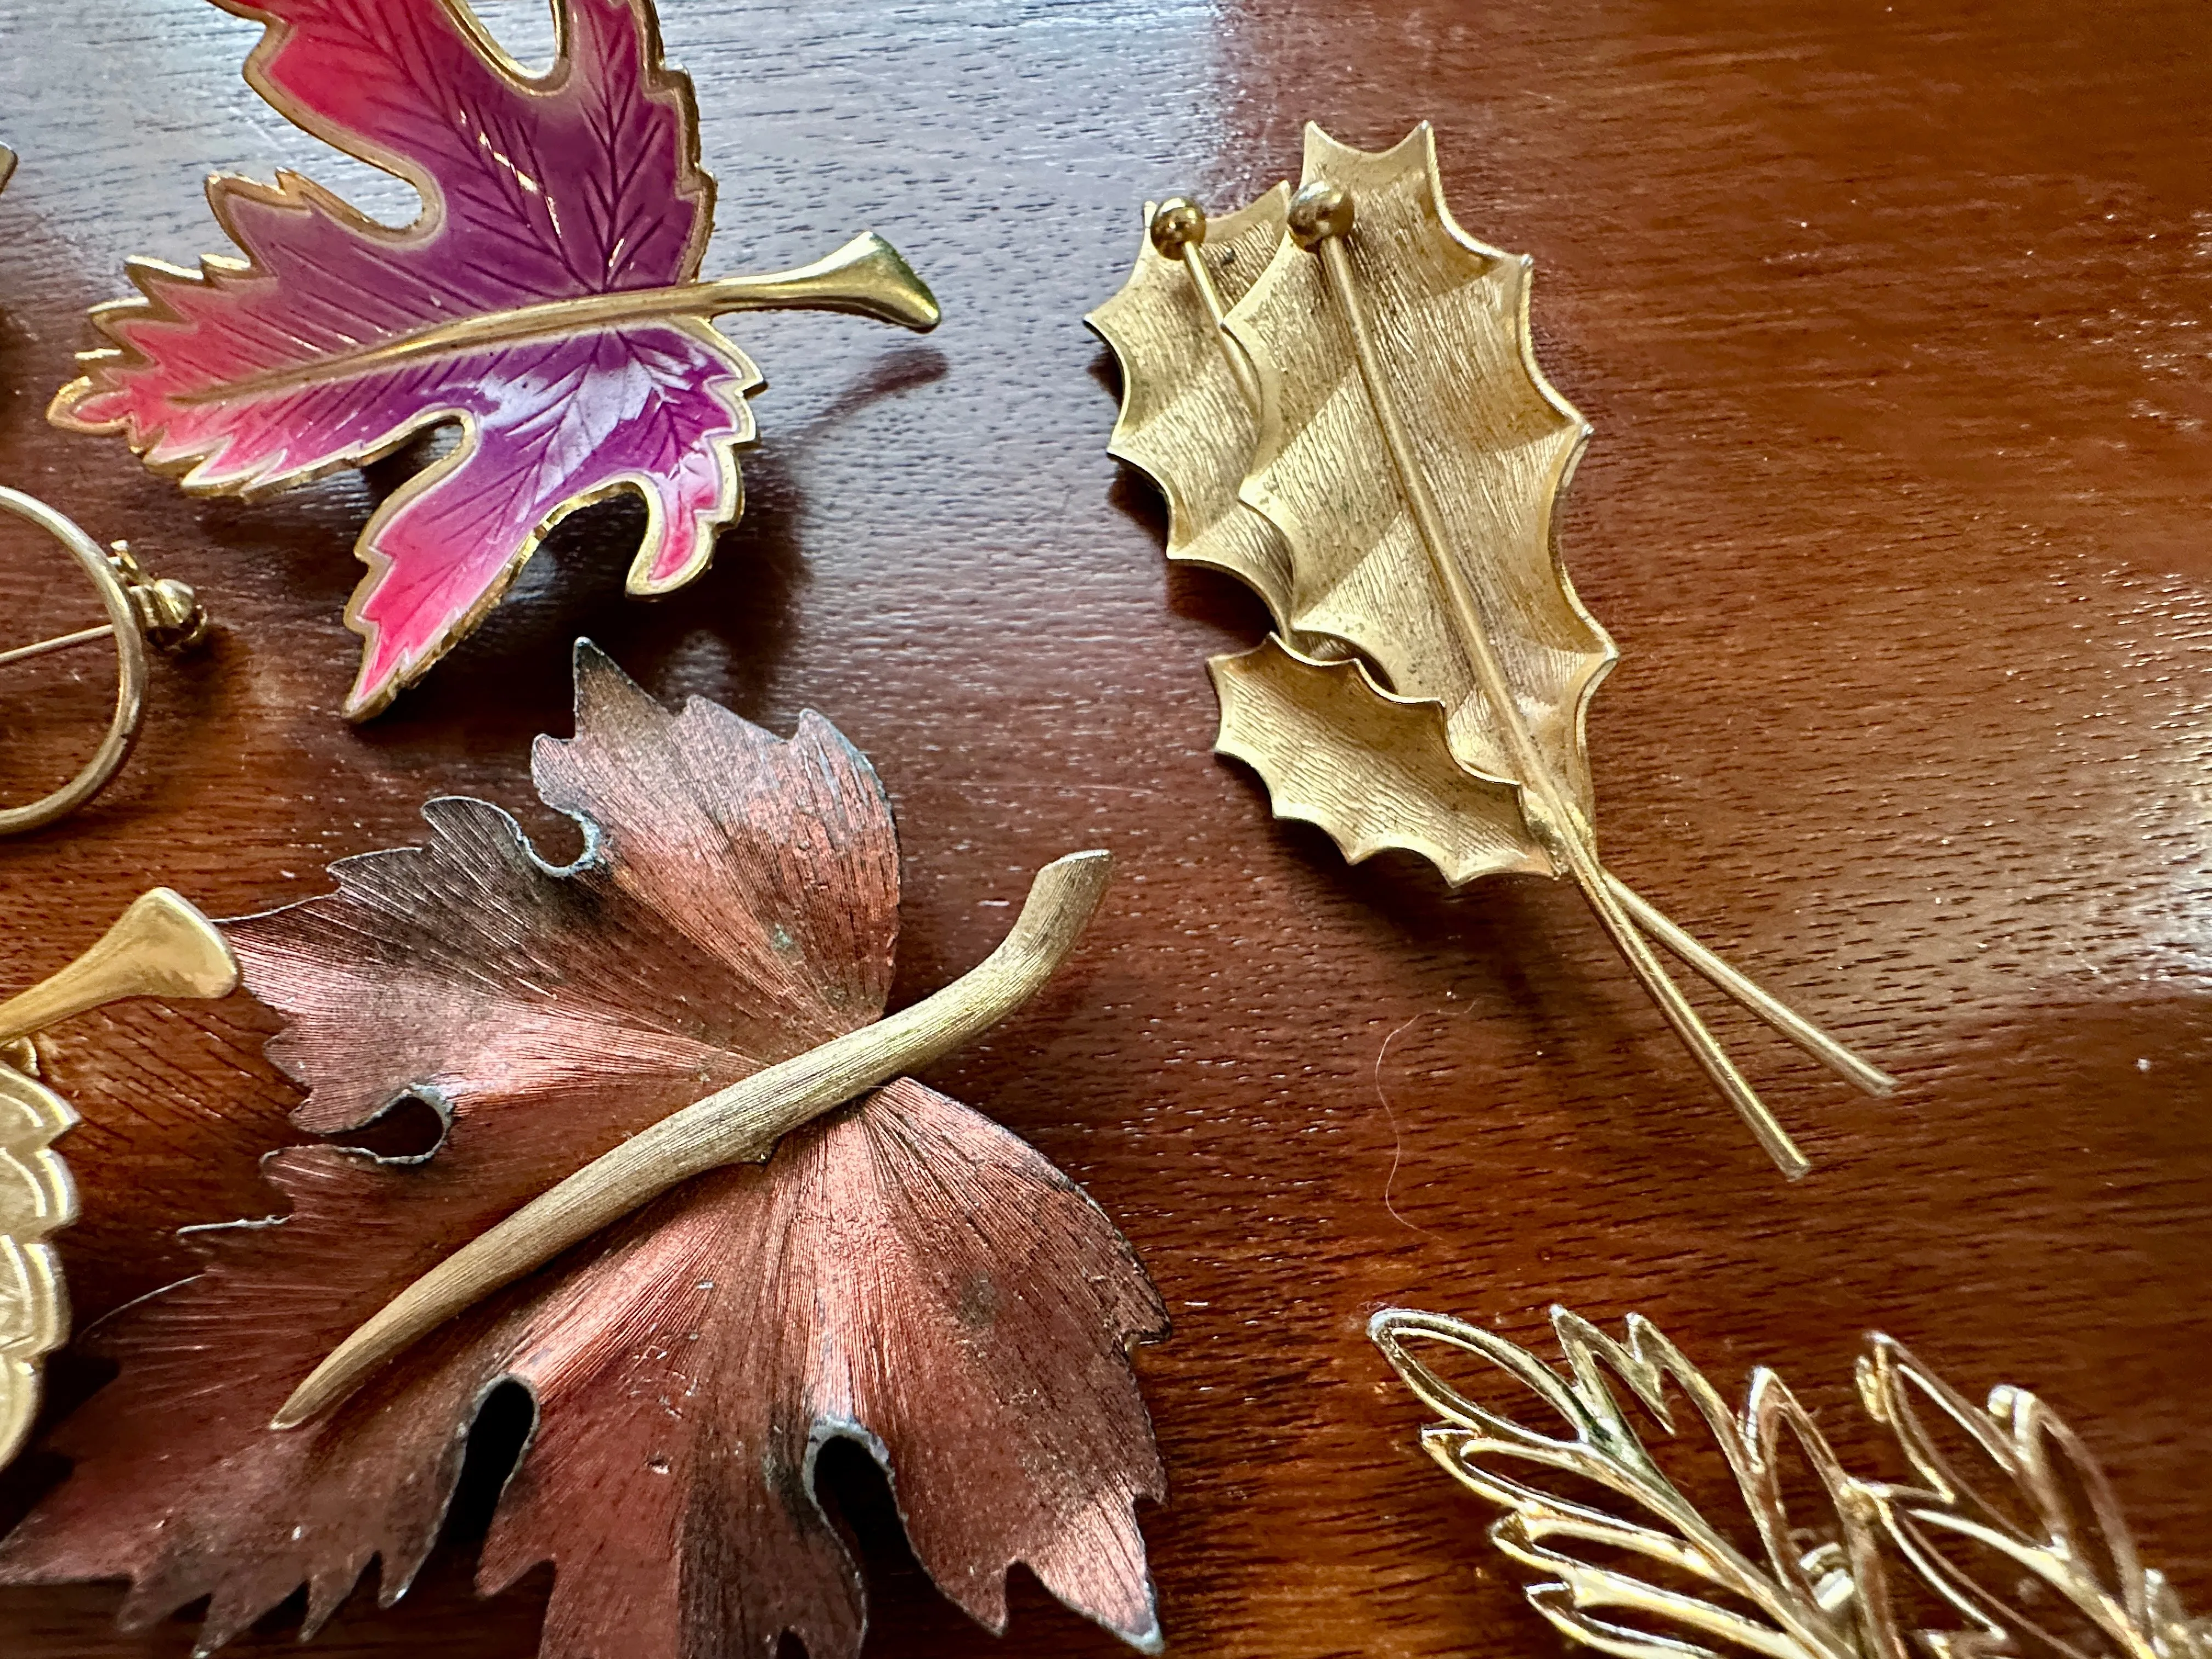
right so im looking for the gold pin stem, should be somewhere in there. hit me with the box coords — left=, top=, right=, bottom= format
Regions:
left=1298, top=195, right=1808, bottom=1177
left=0, top=888, right=239, bottom=1047
left=274, top=848, right=1113, bottom=1430
left=0, top=624, right=113, bottom=669
left=1148, top=198, right=1263, bottom=410
left=183, top=232, right=942, bottom=405
left=1178, top=246, right=1263, bottom=408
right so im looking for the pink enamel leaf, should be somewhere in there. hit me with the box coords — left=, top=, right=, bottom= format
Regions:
left=0, top=645, right=1167, bottom=1659
left=52, top=0, right=823, bottom=718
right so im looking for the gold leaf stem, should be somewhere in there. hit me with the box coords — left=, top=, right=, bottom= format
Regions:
left=1605, top=877, right=1896, bottom=1097
left=182, top=232, right=941, bottom=405
left=1146, top=198, right=1264, bottom=409
left=0, top=889, right=239, bottom=1044
left=272, top=849, right=1113, bottom=1430
left=1297, top=199, right=1808, bottom=1178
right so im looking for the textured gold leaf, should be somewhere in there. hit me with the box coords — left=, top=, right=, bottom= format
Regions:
left=1093, top=124, right=1891, bottom=1164
left=1087, top=187, right=1310, bottom=634
left=1211, top=635, right=1553, bottom=884
left=0, top=1051, right=76, bottom=1469
left=1229, top=123, right=1615, bottom=809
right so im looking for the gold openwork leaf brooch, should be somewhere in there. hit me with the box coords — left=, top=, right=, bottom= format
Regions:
left=1374, top=1305, right=2208, bottom=1659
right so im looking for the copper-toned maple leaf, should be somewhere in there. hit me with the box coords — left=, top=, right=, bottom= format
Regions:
left=0, top=644, right=1166, bottom=1659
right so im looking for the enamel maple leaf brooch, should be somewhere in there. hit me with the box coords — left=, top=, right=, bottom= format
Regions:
left=0, top=645, right=1166, bottom=1659
left=52, top=0, right=940, bottom=720
left=1091, top=123, right=1894, bottom=1176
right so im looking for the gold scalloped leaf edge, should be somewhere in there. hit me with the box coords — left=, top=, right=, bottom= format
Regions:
left=1211, top=635, right=1554, bottom=885
left=1087, top=185, right=1317, bottom=636
left=1226, top=121, right=1615, bottom=811
left=0, top=1052, right=77, bottom=1469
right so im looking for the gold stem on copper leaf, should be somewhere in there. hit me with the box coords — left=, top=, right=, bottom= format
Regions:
left=274, top=848, right=1110, bottom=1430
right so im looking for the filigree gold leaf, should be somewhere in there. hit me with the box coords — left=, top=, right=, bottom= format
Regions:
left=1210, top=635, right=1554, bottom=883
left=1741, top=1368, right=1902, bottom=1643
left=1228, top=122, right=1615, bottom=807
left=2147, top=1576, right=2212, bottom=1659
left=0, top=1054, right=79, bottom=1469
left=1375, top=1306, right=1881, bottom=1659
left=1468, top=1472, right=1717, bottom=1581
left=1087, top=187, right=1319, bottom=638
left=1383, top=1309, right=1697, bottom=1510
left=1379, top=1308, right=2210, bottom=1659
left=1520, top=1558, right=1812, bottom=1659
left=1486, top=1488, right=1818, bottom=1659
left=1524, top=1578, right=1759, bottom=1659
left=1858, top=1336, right=2193, bottom=1659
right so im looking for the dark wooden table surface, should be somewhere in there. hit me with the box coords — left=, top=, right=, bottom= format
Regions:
left=2, top=1, right=2208, bottom=1655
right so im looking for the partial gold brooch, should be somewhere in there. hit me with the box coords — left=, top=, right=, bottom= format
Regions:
left=1373, top=1305, right=2207, bottom=1659
left=0, top=489, right=211, bottom=836
left=0, top=891, right=239, bottom=1468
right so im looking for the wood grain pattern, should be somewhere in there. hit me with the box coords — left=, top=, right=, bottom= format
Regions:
left=1, top=1, right=2207, bottom=1655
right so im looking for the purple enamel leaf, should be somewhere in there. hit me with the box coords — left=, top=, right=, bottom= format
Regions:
left=52, top=0, right=932, bottom=716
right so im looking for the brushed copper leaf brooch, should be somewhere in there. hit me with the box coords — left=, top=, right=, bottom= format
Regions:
left=1091, top=122, right=1893, bottom=1176
left=0, top=644, right=1166, bottom=1659
left=53, top=0, right=939, bottom=720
